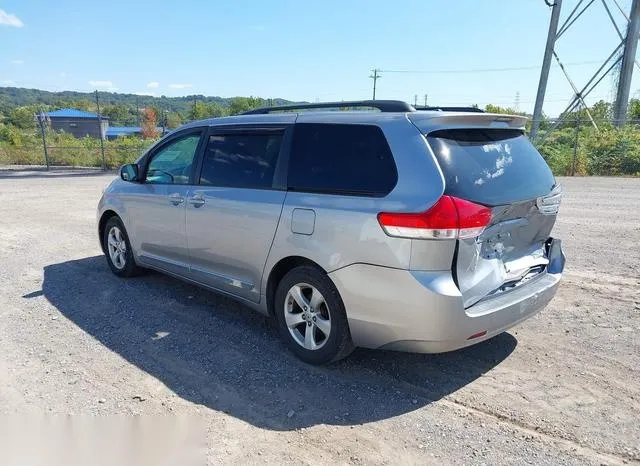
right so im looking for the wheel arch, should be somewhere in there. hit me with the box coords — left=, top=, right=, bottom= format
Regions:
left=98, top=210, right=120, bottom=254
left=265, top=256, right=327, bottom=317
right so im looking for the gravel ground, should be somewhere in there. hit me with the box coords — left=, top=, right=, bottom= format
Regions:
left=0, top=171, right=638, bottom=465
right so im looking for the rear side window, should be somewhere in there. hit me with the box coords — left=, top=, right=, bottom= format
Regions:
left=427, top=129, right=556, bottom=206
left=288, top=123, right=397, bottom=197
left=199, top=132, right=283, bottom=189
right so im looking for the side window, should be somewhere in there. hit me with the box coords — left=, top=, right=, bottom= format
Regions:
left=199, top=132, right=283, bottom=189
left=146, top=134, right=201, bottom=185
left=288, top=123, right=397, bottom=197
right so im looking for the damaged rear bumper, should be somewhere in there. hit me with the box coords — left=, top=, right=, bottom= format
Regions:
left=330, top=238, right=565, bottom=353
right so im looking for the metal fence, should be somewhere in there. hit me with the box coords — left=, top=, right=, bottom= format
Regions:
left=2, top=117, right=639, bottom=176
left=0, top=142, right=154, bottom=169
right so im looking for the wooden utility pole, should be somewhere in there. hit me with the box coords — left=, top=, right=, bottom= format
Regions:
left=369, top=69, right=381, bottom=100
left=95, top=90, right=106, bottom=170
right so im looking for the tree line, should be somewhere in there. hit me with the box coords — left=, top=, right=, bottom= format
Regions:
left=1, top=86, right=639, bottom=175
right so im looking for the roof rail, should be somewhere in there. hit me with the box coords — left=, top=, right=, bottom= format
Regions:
left=414, top=106, right=485, bottom=113
left=241, top=100, right=416, bottom=115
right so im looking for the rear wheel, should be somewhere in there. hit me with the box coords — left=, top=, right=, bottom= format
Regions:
left=275, top=266, right=354, bottom=364
left=103, top=216, right=143, bottom=277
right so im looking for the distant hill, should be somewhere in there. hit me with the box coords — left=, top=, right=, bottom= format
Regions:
left=0, top=86, right=294, bottom=114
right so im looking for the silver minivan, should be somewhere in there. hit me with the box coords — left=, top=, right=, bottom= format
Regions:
left=97, top=100, right=565, bottom=364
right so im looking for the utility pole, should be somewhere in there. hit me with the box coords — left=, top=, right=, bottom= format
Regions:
left=614, top=0, right=640, bottom=127
left=424, top=94, right=428, bottom=107
left=414, top=94, right=418, bottom=106
left=95, top=90, right=106, bottom=170
left=135, top=96, right=140, bottom=126
left=531, top=0, right=563, bottom=140
left=35, top=111, right=50, bottom=170
left=369, top=69, right=381, bottom=100
left=572, top=104, right=581, bottom=176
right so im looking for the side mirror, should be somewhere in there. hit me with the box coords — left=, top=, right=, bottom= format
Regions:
left=120, top=164, right=139, bottom=182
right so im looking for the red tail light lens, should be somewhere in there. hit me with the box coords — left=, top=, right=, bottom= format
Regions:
left=377, top=196, right=491, bottom=240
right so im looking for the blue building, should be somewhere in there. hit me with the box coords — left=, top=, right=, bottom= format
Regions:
left=105, top=126, right=168, bottom=140
left=45, top=109, right=109, bottom=140
left=45, top=109, right=168, bottom=140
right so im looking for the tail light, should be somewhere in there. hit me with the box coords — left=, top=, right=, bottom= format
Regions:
left=377, top=195, right=491, bottom=240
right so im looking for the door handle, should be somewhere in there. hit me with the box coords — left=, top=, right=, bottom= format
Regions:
left=188, top=194, right=205, bottom=208
left=169, top=193, right=184, bottom=206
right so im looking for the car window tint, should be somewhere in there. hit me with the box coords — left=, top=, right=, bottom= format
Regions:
left=287, top=123, right=397, bottom=196
left=146, top=134, right=201, bottom=185
left=427, top=129, right=556, bottom=206
left=199, top=132, right=283, bottom=189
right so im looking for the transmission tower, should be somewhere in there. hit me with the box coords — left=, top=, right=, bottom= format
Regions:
left=531, top=0, right=640, bottom=140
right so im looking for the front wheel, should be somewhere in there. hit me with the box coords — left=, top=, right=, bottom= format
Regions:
left=274, top=266, right=354, bottom=365
left=103, top=216, right=143, bottom=277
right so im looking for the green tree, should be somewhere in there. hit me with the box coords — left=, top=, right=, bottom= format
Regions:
left=485, top=104, right=523, bottom=115
left=7, top=106, right=38, bottom=129
left=628, top=98, right=640, bottom=121
left=166, top=111, right=183, bottom=129
left=228, top=96, right=264, bottom=115
left=188, top=101, right=209, bottom=120
left=206, top=102, right=227, bottom=118
left=101, top=104, right=131, bottom=126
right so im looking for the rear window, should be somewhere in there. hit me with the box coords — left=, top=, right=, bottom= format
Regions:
left=427, top=129, right=555, bottom=206
left=288, top=123, right=397, bottom=197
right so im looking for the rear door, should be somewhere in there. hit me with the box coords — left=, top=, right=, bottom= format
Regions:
left=185, top=125, right=290, bottom=302
left=425, top=126, right=561, bottom=307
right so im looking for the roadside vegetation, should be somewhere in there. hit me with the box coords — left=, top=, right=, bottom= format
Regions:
left=0, top=87, right=639, bottom=175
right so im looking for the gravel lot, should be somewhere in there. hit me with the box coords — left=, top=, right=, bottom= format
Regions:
left=0, top=170, right=638, bottom=465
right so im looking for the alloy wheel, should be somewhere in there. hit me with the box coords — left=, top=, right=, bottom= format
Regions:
left=284, top=283, right=331, bottom=350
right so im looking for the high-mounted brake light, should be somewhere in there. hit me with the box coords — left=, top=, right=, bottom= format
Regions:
left=377, top=196, right=491, bottom=240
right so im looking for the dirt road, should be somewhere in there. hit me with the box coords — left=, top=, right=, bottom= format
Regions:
left=0, top=171, right=638, bottom=465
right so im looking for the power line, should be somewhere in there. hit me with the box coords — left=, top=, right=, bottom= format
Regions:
left=379, top=60, right=607, bottom=75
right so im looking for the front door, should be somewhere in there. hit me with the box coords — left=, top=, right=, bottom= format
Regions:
left=185, top=127, right=288, bottom=302
left=125, top=129, right=204, bottom=276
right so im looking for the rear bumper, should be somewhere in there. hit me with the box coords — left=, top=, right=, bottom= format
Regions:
left=329, top=239, right=564, bottom=353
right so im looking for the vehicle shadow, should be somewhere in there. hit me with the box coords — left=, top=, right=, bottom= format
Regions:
left=41, top=256, right=517, bottom=430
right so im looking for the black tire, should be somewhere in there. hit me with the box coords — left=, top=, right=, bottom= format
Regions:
left=274, top=265, right=354, bottom=365
left=102, top=216, right=143, bottom=277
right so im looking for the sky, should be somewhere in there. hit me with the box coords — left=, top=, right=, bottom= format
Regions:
left=0, top=0, right=637, bottom=116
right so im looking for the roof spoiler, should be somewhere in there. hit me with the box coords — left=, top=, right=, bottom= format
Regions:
left=414, top=106, right=485, bottom=113
left=409, top=112, right=528, bottom=130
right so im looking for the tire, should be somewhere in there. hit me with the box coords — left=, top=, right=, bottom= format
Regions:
left=103, top=216, right=143, bottom=277
left=274, top=265, right=354, bottom=365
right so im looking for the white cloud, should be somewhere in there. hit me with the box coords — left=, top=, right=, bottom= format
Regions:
left=1, top=79, right=16, bottom=86
left=88, top=80, right=118, bottom=91
left=0, top=10, right=24, bottom=27
left=146, top=81, right=160, bottom=88
left=11, top=59, right=24, bottom=65
left=168, top=83, right=192, bottom=89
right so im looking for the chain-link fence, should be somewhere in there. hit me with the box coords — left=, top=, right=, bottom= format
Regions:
left=1, top=114, right=640, bottom=176
left=532, top=118, right=640, bottom=176
left=0, top=140, right=154, bottom=169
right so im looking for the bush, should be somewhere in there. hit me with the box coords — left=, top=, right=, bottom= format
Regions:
left=536, top=128, right=588, bottom=176
left=582, top=127, right=640, bottom=176
left=0, top=129, right=157, bottom=168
